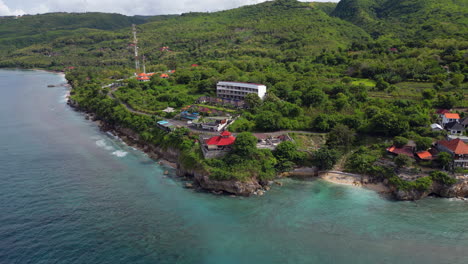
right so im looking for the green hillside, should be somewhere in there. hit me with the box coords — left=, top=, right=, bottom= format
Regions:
left=136, top=0, right=369, bottom=68
left=332, top=0, right=468, bottom=40
left=0, top=0, right=370, bottom=69
left=0, top=12, right=147, bottom=48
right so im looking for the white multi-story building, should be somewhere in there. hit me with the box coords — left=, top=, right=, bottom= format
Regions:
left=216, top=81, right=267, bottom=100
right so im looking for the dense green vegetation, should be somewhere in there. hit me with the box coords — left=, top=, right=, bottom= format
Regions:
left=1, top=0, right=467, bottom=184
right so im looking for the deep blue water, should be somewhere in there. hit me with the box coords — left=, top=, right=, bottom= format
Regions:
left=1, top=69, right=468, bottom=264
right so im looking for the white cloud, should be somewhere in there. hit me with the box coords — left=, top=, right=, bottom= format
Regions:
left=0, top=0, right=25, bottom=16
left=2, top=0, right=338, bottom=16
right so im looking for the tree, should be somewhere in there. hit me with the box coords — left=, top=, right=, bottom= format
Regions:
left=436, top=152, right=452, bottom=170
left=255, top=111, right=281, bottom=131
left=370, top=111, right=409, bottom=136
left=435, top=94, right=457, bottom=109
left=327, top=124, right=356, bottom=147
left=345, top=147, right=378, bottom=174
left=430, top=171, right=456, bottom=185
left=415, top=137, right=432, bottom=151
left=393, top=136, right=408, bottom=148
left=312, top=114, right=338, bottom=132
left=231, top=132, right=258, bottom=157
left=395, top=154, right=411, bottom=168
left=273, top=141, right=302, bottom=172
left=312, top=147, right=339, bottom=170
left=244, top=93, right=262, bottom=109
left=303, top=89, right=327, bottom=107
left=450, top=73, right=465, bottom=87
left=376, top=78, right=390, bottom=91
left=422, top=89, right=436, bottom=100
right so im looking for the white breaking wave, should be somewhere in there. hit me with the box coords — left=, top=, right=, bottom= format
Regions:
left=112, top=150, right=128, bottom=157
left=60, top=91, right=70, bottom=103
left=95, top=139, right=114, bottom=151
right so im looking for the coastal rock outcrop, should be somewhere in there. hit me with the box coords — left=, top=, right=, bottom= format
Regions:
left=176, top=166, right=262, bottom=196
left=392, top=179, right=468, bottom=201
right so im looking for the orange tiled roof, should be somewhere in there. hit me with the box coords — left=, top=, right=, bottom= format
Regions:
left=444, top=113, right=460, bottom=119
left=416, top=151, right=432, bottom=160
left=438, top=139, right=468, bottom=155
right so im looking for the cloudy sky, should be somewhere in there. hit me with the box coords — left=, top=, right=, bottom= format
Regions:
left=0, top=0, right=338, bottom=16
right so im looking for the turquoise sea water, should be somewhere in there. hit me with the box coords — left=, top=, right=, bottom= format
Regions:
left=1, top=69, right=468, bottom=264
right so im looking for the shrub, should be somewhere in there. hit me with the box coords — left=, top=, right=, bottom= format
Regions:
left=430, top=171, right=457, bottom=185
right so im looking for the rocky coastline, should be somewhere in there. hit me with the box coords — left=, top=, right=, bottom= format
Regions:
left=67, top=99, right=468, bottom=201
left=68, top=98, right=269, bottom=196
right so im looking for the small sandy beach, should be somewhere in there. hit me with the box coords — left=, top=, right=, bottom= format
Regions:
left=320, top=172, right=391, bottom=194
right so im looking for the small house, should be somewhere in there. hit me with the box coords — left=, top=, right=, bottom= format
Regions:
left=201, top=131, right=236, bottom=158
left=442, top=113, right=460, bottom=126
left=446, top=122, right=465, bottom=135
left=416, top=151, right=433, bottom=161
left=387, top=141, right=416, bottom=158
left=436, top=139, right=468, bottom=168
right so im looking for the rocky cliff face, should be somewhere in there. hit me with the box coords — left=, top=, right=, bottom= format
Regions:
left=392, top=179, right=468, bottom=201
left=177, top=166, right=262, bottom=196
left=68, top=99, right=262, bottom=196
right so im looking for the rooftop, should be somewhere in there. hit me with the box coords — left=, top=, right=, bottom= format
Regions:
left=438, top=139, right=468, bottom=155
left=206, top=131, right=236, bottom=146
left=444, top=113, right=460, bottom=119
left=217, top=81, right=265, bottom=86
left=387, top=145, right=414, bottom=158
left=416, top=151, right=432, bottom=160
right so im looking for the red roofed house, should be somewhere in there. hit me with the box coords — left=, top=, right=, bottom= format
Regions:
left=436, top=139, right=468, bottom=168
left=416, top=151, right=433, bottom=161
left=202, top=131, right=236, bottom=158
left=387, top=145, right=415, bottom=158
left=137, top=76, right=150, bottom=82
left=442, top=113, right=460, bottom=126
left=191, top=64, right=199, bottom=67
left=206, top=131, right=236, bottom=148
left=160, top=73, right=169, bottom=78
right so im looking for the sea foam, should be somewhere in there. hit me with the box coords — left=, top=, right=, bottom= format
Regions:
left=95, top=139, right=114, bottom=151
left=112, top=150, right=128, bottom=157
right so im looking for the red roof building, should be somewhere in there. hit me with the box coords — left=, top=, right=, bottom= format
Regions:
left=416, top=151, right=433, bottom=160
left=160, top=73, right=169, bottom=78
left=436, top=139, right=468, bottom=168
left=387, top=145, right=414, bottom=158
left=206, top=131, right=236, bottom=146
left=137, top=76, right=150, bottom=81
left=437, top=139, right=468, bottom=155
left=444, top=113, right=460, bottom=120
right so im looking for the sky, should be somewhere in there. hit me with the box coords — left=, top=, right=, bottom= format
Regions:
left=0, top=0, right=339, bottom=16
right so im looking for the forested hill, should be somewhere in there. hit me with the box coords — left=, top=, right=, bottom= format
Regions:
left=0, top=0, right=370, bottom=69
left=0, top=12, right=150, bottom=65
left=0, top=0, right=466, bottom=71
left=332, top=0, right=468, bottom=40
left=135, top=0, right=369, bottom=68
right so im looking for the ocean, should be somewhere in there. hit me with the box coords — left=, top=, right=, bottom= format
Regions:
left=1, top=69, right=468, bottom=264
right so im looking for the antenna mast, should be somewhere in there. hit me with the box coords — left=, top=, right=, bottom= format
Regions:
left=132, top=24, right=140, bottom=73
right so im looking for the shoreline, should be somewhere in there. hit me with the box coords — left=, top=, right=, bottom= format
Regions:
left=94, top=120, right=178, bottom=170
left=319, top=172, right=392, bottom=195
